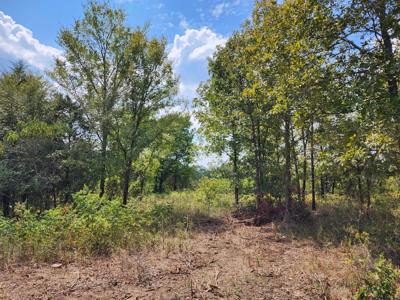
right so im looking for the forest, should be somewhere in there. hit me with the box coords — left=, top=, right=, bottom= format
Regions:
left=0, top=0, right=399, bottom=299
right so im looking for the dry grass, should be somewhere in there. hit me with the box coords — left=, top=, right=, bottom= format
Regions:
left=0, top=217, right=363, bottom=300
left=1, top=192, right=399, bottom=299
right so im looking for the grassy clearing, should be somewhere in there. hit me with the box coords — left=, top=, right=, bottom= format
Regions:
left=278, top=192, right=400, bottom=264
left=0, top=188, right=232, bottom=264
left=275, top=193, right=400, bottom=299
left=0, top=188, right=399, bottom=298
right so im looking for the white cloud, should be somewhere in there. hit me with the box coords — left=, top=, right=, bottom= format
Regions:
left=197, top=151, right=228, bottom=168
left=168, top=26, right=226, bottom=99
left=0, top=10, right=62, bottom=71
left=167, top=26, right=227, bottom=168
left=168, top=27, right=226, bottom=68
left=179, top=18, right=190, bottom=30
left=212, top=3, right=227, bottom=18
left=178, top=82, right=198, bottom=99
left=212, top=0, right=241, bottom=18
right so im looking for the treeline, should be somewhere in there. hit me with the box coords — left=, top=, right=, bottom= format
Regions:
left=196, top=0, right=399, bottom=213
left=0, top=2, right=197, bottom=216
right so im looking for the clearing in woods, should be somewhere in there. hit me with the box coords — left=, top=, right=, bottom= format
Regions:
left=0, top=216, right=354, bottom=299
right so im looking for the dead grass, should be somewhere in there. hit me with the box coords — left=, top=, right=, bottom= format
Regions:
left=277, top=193, right=400, bottom=264
left=0, top=217, right=359, bottom=300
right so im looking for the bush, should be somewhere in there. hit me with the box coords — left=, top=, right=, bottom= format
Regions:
left=197, top=177, right=231, bottom=211
left=355, top=255, right=400, bottom=300
left=69, top=192, right=139, bottom=255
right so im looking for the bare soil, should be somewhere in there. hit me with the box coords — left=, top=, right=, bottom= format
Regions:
left=0, top=216, right=355, bottom=299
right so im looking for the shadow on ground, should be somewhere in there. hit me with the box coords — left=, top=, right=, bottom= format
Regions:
left=276, top=196, right=400, bottom=265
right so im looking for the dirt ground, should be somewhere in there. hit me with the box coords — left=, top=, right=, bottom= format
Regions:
left=0, top=216, right=355, bottom=299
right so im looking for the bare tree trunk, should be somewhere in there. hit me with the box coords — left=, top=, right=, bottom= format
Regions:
left=357, top=165, right=364, bottom=205
left=319, top=146, right=325, bottom=198
left=250, top=113, right=263, bottom=205
left=291, top=126, right=301, bottom=202
left=310, top=119, right=316, bottom=211
left=232, top=131, right=240, bottom=205
left=99, top=132, right=108, bottom=198
left=284, top=114, right=292, bottom=214
left=276, top=135, right=282, bottom=203
left=122, top=158, right=132, bottom=205
left=366, top=176, right=372, bottom=210
left=256, top=122, right=265, bottom=198
left=301, top=127, right=307, bottom=202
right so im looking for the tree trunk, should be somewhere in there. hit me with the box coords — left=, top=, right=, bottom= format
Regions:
left=173, top=173, right=177, bottom=191
left=366, top=176, right=372, bottom=210
left=2, top=192, right=11, bottom=217
left=156, top=175, right=164, bottom=194
left=320, top=175, right=325, bottom=198
left=250, top=113, right=263, bottom=205
left=99, top=132, right=108, bottom=198
left=301, top=127, right=307, bottom=202
left=310, top=119, right=316, bottom=211
left=139, top=174, right=145, bottom=195
left=291, top=126, right=301, bottom=202
left=284, top=114, right=292, bottom=214
left=52, top=185, right=57, bottom=208
left=64, top=166, right=71, bottom=204
left=256, top=122, right=265, bottom=197
left=377, top=5, right=399, bottom=105
left=276, top=135, right=282, bottom=203
left=357, top=176, right=364, bottom=205
left=232, top=131, right=240, bottom=205
left=320, top=146, right=325, bottom=198
left=122, top=158, right=132, bottom=205
left=357, top=165, right=364, bottom=205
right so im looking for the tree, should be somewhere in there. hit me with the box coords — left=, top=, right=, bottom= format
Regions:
left=112, top=29, right=177, bottom=204
left=154, top=114, right=194, bottom=193
left=0, top=63, right=63, bottom=214
left=50, top=1, right=129, bottom=197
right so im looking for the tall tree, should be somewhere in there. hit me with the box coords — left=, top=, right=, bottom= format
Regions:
left=113, top=29, right=177, bottom=204
left=50, top=1, right=129, bottom=197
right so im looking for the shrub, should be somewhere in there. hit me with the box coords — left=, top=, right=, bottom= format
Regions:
left=197, top=177, right=231, bottom=211
left=355, top=255, right=400, bottom=300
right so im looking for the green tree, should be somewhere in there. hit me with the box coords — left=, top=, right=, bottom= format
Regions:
left=154, top=114, right=194, bottom=193
left=112, top=29, right=177, bottom=204
left=50, top=1, right=129, bottom=197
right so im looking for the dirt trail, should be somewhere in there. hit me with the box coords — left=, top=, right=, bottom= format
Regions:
left=0, top=217, right=354, bottom=299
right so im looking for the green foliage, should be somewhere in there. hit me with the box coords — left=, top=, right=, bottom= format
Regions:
left=355, top=255, right=400, bottom=300
left=197, top=177, right=231, bottom=210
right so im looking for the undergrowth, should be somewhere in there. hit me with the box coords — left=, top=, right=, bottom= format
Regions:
left=0, top=187, right=232, bottom=264
left=278, top=193, right=400, bottom=264
left=276, top=193, right=400, bottom=299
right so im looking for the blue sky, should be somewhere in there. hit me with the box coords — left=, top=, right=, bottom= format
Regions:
left=0, top=0, right=253, bottom=166
left=0, top=0, right=253, bottom=95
